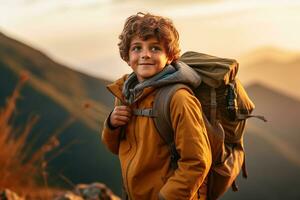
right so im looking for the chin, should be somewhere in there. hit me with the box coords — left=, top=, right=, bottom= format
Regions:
left=138, top=71, right=155, bottom=78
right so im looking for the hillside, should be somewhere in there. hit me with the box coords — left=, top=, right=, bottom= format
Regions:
left=0, top=32, right=122, bottom=194
left=0, top=32, right=114, bottom=130
left=246, top=82, right=300, bottom=152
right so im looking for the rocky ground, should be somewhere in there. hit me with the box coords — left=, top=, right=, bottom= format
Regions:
left=0, top=182, right=120, bottom=200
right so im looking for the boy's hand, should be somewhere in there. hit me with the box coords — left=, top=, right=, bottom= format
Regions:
left=109, top=105, right=132, bottom=128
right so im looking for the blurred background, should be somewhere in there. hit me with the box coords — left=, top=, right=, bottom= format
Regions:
left=1, top=0, right=300, bottom=199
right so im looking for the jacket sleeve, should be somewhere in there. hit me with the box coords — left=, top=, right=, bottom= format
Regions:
left=101, top=98, right=121, bottom=155
left=159, top=89, right=212, bottom=199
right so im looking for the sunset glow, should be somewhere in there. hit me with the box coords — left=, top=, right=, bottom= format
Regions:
left=1, top=0, right=300, bottom=80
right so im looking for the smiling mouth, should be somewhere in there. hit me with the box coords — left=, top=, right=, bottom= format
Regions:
left=139, top=63, right=154, bottom=65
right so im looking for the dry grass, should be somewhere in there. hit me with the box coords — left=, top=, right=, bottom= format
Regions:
left=0, top=71, right=108, bottom=199
left=0, top=72, right=64, bottom=199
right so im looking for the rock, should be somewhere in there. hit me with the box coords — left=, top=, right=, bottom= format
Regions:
left=53, top=191, right=83, bottom=200
left=74, top=182, right=119, bottom=200
left=54, top=182, right=120, bottom=200
left=0, top=189, right=24, bottom=200
left=0, top=182, right=120, bottom=200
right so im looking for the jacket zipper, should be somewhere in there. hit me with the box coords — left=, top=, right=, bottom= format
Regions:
left=125, top=103, right=139, bottom=200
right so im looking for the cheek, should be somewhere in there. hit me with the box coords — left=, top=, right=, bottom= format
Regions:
left=158, top=56, right=169, bottom=67
left=128, top=55, right=138, bottom=65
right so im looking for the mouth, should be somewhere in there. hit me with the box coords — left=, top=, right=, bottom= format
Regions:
left=139, top=63, right=154, bottom=65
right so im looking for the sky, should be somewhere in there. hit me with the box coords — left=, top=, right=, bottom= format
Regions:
left=1, top=0, right=300, bottom=80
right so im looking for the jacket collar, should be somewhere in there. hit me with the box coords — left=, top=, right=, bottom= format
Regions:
left=106, top=61, right=202, bottom=105
left=106, top=75, right=156, bottom=105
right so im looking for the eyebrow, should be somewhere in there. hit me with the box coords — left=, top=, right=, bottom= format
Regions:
left=130, top=42, right=161, bottom=46
left=130, top=42, right=141, bottom=46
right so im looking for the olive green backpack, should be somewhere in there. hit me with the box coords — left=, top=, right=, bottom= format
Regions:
left=134, top=51, right=266, bottom=200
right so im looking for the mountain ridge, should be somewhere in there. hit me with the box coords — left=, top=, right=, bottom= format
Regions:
left=237, top=46, right=300, bottom=100
left=0, top=31, right=114, bottom=131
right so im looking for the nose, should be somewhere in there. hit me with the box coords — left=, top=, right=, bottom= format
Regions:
left=141, top=49, right=151, bottom=59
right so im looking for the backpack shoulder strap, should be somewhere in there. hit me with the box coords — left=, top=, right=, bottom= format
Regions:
left=153, top=83, right=194, bottom=143
left=153, top=83, right=194, bottom=169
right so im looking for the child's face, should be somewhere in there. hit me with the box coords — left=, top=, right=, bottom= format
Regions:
left=128, top=36, right=172, bottom=82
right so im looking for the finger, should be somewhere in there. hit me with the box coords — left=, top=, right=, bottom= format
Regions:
left=114, top=110, right=132, bottom=117
left=113, top=106, right=132, bottom=116
left=111, top=114, right=130, bottom=124
left=115, top=106, right=132, bottom=113
left=115, top=115, right=131, bottom=123
left=112, top=117, right=130, bottom=127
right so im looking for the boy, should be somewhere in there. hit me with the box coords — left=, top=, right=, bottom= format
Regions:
left=101, top=12, right=212, bottom=200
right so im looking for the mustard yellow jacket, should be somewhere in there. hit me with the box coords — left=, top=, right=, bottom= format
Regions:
left=102, top=74, right=212, bottom=200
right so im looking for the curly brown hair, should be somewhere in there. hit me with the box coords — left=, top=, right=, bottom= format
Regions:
left=118, top=12, right=180, bottom=62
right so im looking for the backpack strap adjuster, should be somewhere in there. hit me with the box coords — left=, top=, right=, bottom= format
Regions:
left=133, top=108, right=156, bottom=117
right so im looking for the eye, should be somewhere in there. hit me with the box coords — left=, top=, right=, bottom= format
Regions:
left=131, top=46, right=141, bottom=52
left=151, top=46, right=162, bottom=52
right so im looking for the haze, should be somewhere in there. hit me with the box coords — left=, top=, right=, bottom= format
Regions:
left=1, top=0, right=300, bottom=80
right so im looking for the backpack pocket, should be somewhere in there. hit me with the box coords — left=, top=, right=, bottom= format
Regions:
left=207, top=117, right=246, bottom=200
left=235, top=79, right=255, bottom=119
left=208, top=142, right=245, bottom=200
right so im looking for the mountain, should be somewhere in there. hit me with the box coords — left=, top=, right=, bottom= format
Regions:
left=0, top=32, right=122, bottom=194
left=238, top=46, right=300, bottom=100
left=0, top=32, right=114, bottom=128
left=239, top=46, right=300, bottom=65
left=246, top=82, right=300, bottom=152
left=223, top=82, right=300, bottom=200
